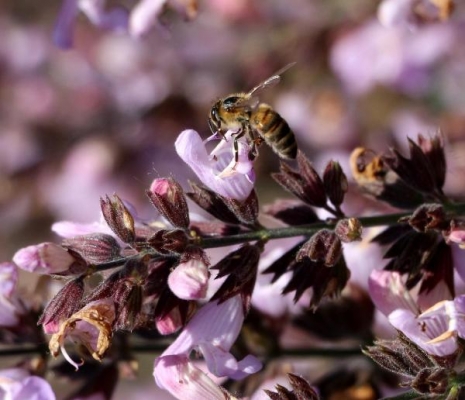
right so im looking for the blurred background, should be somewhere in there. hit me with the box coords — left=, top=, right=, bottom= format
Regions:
left=2, top=0, right=465, bottom=398
left=2, top=0, right=465, bottom=260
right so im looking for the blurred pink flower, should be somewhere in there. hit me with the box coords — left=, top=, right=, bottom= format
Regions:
left=0, top=368, right=55, bottom=400
left=0, top=262, right=23, bottom=327
left=154, top=295, right=261, bottom=397
left=175, top=129, right=255, bottom=201
left=54, top=0, right=128, bottom=48
left=330, top=19, right=454, bottom=96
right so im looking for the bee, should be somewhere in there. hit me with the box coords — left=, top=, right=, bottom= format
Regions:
left=208, top=63, right=298, bottom=161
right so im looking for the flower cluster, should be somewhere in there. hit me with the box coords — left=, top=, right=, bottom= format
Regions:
left=3, top=1, right=465, bottom=399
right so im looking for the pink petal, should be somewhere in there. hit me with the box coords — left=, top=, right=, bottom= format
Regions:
left=168, top=259, right=209, bottom=300
left=175, top=129, right=254, bottom=200
left=129, top=0, right=166, bottom=37
left=154, top=355, right=226, bottom=400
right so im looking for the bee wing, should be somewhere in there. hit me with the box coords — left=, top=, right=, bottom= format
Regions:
left=230, top=62, right=296, bottom=109
left=248, top=62, right=296, bottom=98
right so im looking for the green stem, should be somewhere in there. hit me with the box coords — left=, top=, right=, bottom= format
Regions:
left=199, top=211, right=409, bottom=248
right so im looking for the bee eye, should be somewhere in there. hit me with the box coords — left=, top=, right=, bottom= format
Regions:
left=223, top=96, right=240, bottom=107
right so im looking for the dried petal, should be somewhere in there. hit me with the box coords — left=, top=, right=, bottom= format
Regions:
left=49, top=299, right=115, bottom=366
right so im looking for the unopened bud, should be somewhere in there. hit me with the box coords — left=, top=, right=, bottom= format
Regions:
left=62, top=233, right=121, bottom=264
left=13, top=242, right=85, bottom=275
left=323, top=160, right=348, bottom=207
left=335, top=218, right=362, bottom=243
left=168, top=248, right=209, bottom=300
left=100, top=195, right=135, bottom=243
left=147, top=178, right=190, bottom=228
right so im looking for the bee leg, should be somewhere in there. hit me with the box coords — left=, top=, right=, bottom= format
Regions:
left=233, top=136, right=240, bottom=163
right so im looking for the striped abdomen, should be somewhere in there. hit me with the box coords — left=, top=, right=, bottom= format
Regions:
left=250, top=103, right=297, bottom=159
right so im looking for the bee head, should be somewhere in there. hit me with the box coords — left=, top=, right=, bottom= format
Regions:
left=208, top=100, right=222, bottom=134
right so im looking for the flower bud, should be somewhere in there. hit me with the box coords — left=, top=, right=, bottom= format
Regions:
left=62, top=233, right=121, bottom=264
left=13, top=243, right=85, bottom=275
left=147, top=178, right=190, bottom=228
left=335, top=218, right=362, bottom=243
left=323, top=160, right=348, bottom=207
left=100, top=194, right=135, bottom=243
left=168, top=248, right=209, bottom=300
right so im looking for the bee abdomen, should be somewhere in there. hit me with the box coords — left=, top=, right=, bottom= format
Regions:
left=252, top=104, right=297, bottom=159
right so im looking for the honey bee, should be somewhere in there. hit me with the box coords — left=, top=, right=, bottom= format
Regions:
left=208, top=63, right=298, bottom=161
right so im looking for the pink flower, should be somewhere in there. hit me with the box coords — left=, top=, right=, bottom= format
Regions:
left=175, top=129, right=255, bottom=201
left=154, top=296, right=262, bottom=397
left=448, top=227, right=465, bottom=249
left=368, top=270, right=462, bottom=356
left=154, top=355, right=228, bottom=400
left=0, top=262, right=22, bottom=327
left=54, top=0, right=128, bottom=48
left=0, top=368, right=55, bottom=400
left=330, top=20, right=454, bottom=96
left=168, top=257, right=209, bottom=300
left=12, top=243, right=80, bottom=275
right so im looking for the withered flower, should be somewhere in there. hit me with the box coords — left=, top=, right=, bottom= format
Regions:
left=282, top=257, right=351, bottom=310
left=147, top=228, right=189, bottom=254
left=210, top=244, right=261, bottom=314
left=350, top=147, right=424, bottom=209
left=382, top=134, right=447, bottom=199
left=49, top=299, right=115, bottom=370
left=85, top=257, right=148, bottom=331
left=272, top=151, right=327, bottom=208
left=296, top=230, right=343, bottom=267
left=372, top=225, right=453, bottom=295
left=399, top=203, right=448, bottom=232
